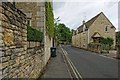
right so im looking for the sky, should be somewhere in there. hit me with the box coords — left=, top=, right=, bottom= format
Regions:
left=53, top=0, right=120, bottom=31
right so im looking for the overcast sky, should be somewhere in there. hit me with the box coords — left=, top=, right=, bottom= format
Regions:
left=53, top=0, right=119, bottom=31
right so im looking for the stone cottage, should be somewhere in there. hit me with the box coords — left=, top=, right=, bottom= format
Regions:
left=72, top=12, right=116, bottom=49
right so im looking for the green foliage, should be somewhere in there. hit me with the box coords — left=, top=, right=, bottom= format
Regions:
left=116, top=31, right=120, bottom=44
left=100, top=37, right=113, bottom=50
left=27, top=26, right=44, bottom=42
left=45, top=1, right=54, bottom=38
left=56, top=23, right=72, bottom=44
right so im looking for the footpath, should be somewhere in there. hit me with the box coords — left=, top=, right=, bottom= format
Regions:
left=40, top=46, right=71, bottom=79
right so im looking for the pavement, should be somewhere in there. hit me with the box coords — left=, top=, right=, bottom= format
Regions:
left=101, top=50, right=117, bottom=58
left=40, top=46, right=70, bottom=79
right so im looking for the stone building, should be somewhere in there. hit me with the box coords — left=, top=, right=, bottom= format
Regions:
left=16, top=2, right=45, bottom=32
left=72, top=12, right=116, bottom=49
left=16, top=2, right=53, bottom=67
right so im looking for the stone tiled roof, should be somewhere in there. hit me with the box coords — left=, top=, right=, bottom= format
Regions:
left=77, top=12, right=115, bottom=33
left=78, top=12, right=102, bottom=33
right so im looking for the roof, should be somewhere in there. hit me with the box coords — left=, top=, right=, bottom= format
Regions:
left=92, top=32, right=101, bottom=38
left=77, top=12, right=115, bottom=33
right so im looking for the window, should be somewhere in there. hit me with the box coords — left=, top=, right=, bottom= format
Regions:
left=27, top=20, right=30, bottom=25
left=105, top=26, right=108, bottom=32
left=27, top=20, right=31, bottom=26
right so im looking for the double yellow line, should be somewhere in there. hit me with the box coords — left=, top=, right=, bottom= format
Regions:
left=60, top=45, right=83, bottom=80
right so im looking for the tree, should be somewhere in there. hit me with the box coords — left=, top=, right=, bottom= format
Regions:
left=55, top=23, right=72, bottom=45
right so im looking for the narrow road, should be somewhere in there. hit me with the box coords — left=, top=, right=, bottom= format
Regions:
left=62, top=45, right=119, bottom=78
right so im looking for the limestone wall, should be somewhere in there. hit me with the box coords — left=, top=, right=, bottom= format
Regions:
left=0, top=2, right=45, bottom=79
left=117, top=44, right=120, bottom=59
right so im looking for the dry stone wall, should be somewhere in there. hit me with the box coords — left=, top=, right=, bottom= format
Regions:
left=0, top=2, right=44, bottom=79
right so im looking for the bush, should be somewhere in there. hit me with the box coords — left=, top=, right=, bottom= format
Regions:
left=100, top=37, right=113, bottom=50
left=27, top=26, right=44, bottom=42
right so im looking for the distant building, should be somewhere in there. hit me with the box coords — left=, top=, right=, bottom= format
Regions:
left=72, top=12, right=116, bottom=49
left=16, top=2, right=45, bottom=32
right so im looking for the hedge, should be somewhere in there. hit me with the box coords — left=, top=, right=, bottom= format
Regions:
left=27, top=26, right=44, bottom=42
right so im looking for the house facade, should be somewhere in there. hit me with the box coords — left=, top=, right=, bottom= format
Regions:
left=16, top=2, right=53, bottom=65
left=16, top=2, right=45, bottom=32
left=72, top=12, right=116, bottom=49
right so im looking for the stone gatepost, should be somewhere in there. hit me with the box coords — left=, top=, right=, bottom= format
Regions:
left=117, top=44, right=120, bottom=59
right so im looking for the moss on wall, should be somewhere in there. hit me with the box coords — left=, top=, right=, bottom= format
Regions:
left=45, top=1, right=54, bottom=38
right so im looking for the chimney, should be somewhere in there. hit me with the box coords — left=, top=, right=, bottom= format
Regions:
left=82, top=20, right=85, bottom=25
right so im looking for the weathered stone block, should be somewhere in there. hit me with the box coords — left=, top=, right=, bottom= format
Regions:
left=0, top=33, right=3, bottom=40
left=2, top=61, right=9, bottom=70
left=10, top=54, right=17, bottom=60
left=5, top=49, right=12, bottom=56
left=2, top=67, right=9, bottom=75
left=9, top=46, right=16, bottom=49
left=1, top=15, right=9, bottom=23
left=0, top=40, right=4, bottom=46
left=12, top=48, right=24, bottom=53
left=9, top=60, right=15, bottom=66
left=2, top=56, right=10, bottom=62
left=0, top=26, right=3, bottom=33
left=0, top=20, right=1, bottom=26
left=3, top=28, right=14, bottom=46
left=0, top=51, right=3, bottom=57
left=0, top=6, right=3, bottom=13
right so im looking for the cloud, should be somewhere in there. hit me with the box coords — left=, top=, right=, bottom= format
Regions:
left=53, top=0, right=119, bottom=31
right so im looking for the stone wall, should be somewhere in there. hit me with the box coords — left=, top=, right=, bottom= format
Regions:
left=0, top=2, right=44, bottom=79
left=117, top=44, right=120, bottom=59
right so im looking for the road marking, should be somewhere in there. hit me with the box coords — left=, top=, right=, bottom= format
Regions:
left=61, top=47, right=73, bottom=79
left=60, top=45, right=83, bottom=80
left=64, top=50, right=83, bottom=79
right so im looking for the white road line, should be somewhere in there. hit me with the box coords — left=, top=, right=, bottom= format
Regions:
left=61, top=47, right=76, bottom=79
left=60, top=45, right=83, bottom=80
left=60, top=47, right=73, bottom=79
left=64, top=50, right=83, bottom=80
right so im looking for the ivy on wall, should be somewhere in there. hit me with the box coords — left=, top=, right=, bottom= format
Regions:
left=45, top=1, right=54, bottom=38
left=27, top=26, right=44, bottom=42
